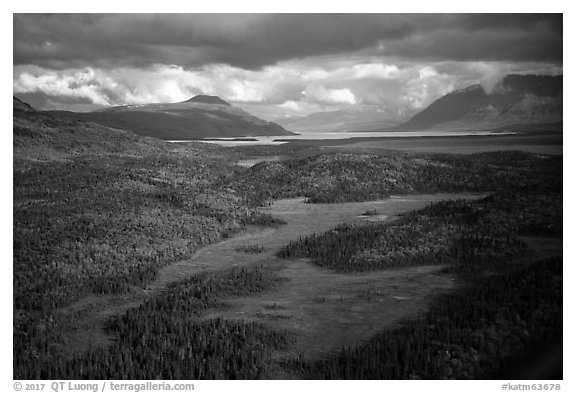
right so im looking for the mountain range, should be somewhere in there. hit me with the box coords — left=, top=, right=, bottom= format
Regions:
left=276, top=107, right=411, bottom=133
left=14, top=74, right=562, bottom=141
left=391, top=74, right=562, bottom=131
left=276, top=74, right=562, bottom=133
left=46, top=95, right=293, bottom=140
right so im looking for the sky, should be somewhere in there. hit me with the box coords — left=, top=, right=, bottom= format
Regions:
left=13, top=14, right=563, bottom=121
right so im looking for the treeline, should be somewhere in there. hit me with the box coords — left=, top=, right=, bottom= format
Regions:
left=228, top=150, right=561, bottom=206
left=13, top=140, right=287, bottom=380
left=14, top=108, right=562, bottom=379
left=14, top=153, right=274, bottom=307
left=277, top=191, right=555, bottom=272
left=15, top=266, right=292, bottom=379
left=290, top=256, right=562, bottom=379
left=278, top=186, right=562, bottom=379
left=235, top=243, right=266, bottom=253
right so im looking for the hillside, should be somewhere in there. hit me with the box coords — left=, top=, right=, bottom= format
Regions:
left=392, top=74, right=562, bottom=131
left=13, top=96, right=159, bottom=160
left=46, top=95, right=293, bottom=140
left=13, top=95, right=562, bottom=380
left=14, top=96, right=288, bottom=378
left=13, top=96, right=36, bottom=112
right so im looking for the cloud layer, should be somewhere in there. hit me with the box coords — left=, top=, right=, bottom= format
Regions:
left=13, top=14, right=563, bottom=119
left=14, top=14, right=562, bottom=69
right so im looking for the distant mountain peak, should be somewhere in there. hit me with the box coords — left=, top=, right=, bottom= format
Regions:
left=392, top=74, right=562, bottom=131
left=184, top=95, right=231, bottom=106
left=47, top=95, right=292, bottom=140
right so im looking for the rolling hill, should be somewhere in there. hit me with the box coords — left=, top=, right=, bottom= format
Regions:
left=392, top=74, right=562, bottom=131
left=13, top=95, right=162, bottom=159
left=46, top=95, right=294, bottom=140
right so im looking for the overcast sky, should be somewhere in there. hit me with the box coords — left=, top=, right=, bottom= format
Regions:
left=13, top=14, right=563, bottom=120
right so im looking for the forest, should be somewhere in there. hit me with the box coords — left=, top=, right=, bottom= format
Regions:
left=14, top=266, right=292, bottom=379
left=276, top=182, right=562, bottom=378
left=278, top=191, right=560, bottom=272
left=13, top=106, right=562, bottom=379
left=226, top=149, right=561, bottom=206
left=291, top=256, right=562, bottom=379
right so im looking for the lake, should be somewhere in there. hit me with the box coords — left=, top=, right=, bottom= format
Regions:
left=167, top=130, right=516, bottom=146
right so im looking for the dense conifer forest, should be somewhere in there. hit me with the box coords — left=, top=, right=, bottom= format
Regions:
left=15, top=266, right=292, bottom=379
left=13, top=106, right=562, bottom=379
left=278, top=191, right=560, bottom=271
left=291, top=256, right=562, bottom=379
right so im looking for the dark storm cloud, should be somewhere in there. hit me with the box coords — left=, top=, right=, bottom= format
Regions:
left=14, top=14, right=562, bottom=69
left=458, top=13, right=562, bottom=33
left=382, top=15, right=562, bottom=63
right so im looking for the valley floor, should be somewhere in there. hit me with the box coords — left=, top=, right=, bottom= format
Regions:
left=13, top=107, right=563, bottom=379
left=59, top=193, right=485, bottom=369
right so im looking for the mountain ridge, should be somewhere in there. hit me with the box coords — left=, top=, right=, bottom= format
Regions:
left=390, top=74, right=562, bottom=131
left=13, top=96, right=36, bottom=112
left=277, top=74, right=562, bottom=133
left=45, top=95, right=293, bottom=140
